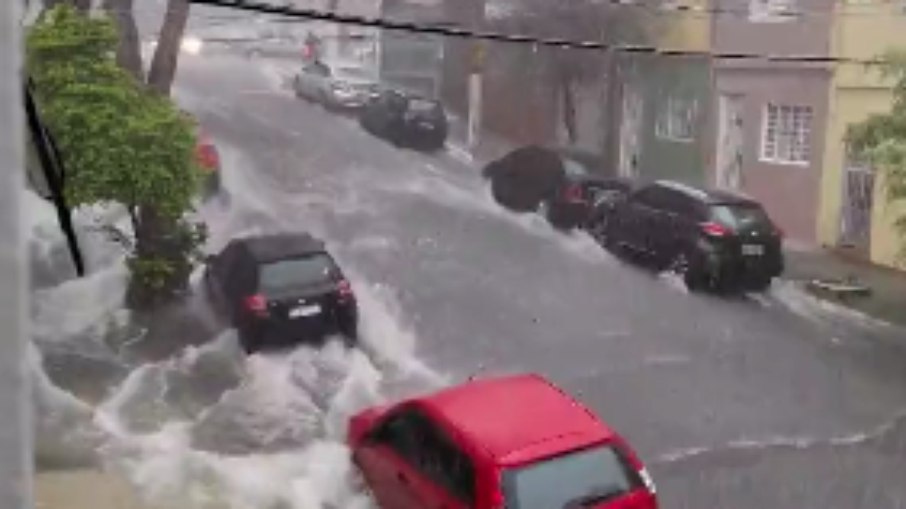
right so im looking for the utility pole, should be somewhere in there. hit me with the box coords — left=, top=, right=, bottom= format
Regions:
left=0, top=2, right=31, bottom=509
left=466, top=41, right=485, bottom=155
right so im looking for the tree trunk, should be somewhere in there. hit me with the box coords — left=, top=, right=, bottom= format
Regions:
left=147, top=0, right=190, bottom=95
left=103, top=0, right=144, bottom=81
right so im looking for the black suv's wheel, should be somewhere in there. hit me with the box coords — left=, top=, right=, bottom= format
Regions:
left=747, top=276, right=773, bottom=293
left=669, top=251, right=706, bottom=292
left=237, top=327, right=260, bottom=355
left=338, top=314, right=359, bottom=348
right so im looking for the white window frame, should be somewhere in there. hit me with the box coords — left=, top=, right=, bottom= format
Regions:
left=748, top=0, right=797, bottom=22
left=655, top=96, right=697, bottom=143
left=759, top=103, right=813, bottom=166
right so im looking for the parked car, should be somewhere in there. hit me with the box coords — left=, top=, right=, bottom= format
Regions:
left=586, top=178, right=638, bottom=239
left=482, top=146, right=623, bottom=229
left=348, top=373, right=658, bottom=509
left=359, top=89, right=448, bottom=151
left=293, top=60, right=380, bottom=111
left=193, top=126, right=221, bottom=198
left=202, top=233, right=358, bottom=353
left=602, top=180, right=784, bottom=292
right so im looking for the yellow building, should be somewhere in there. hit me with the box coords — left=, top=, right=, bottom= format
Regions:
left=818, top=0, right=906, bottom=269
left=655, top=0, right=711, bottom=52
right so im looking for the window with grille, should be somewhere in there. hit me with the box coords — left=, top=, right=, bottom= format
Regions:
left=655, top=96, right=697, bottom=142
left=760, top=103, right=812, bottom=165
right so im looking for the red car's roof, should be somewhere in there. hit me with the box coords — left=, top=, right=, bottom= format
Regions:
left=421, top=374, right=614, bottom=466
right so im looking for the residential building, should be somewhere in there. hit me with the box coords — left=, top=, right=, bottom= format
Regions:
left=816, top=0, right=906, bottom=268
left=613, top=0, right=713, bottom=184
left=708, top=0, right=834, bottom=245
left=378, top=0, right=446, bottom=98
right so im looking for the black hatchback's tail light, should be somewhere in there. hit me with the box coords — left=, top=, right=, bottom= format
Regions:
left=337, top=279, right=355, bottom=303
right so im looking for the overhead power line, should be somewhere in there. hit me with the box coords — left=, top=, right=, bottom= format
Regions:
left=187, top=0, right=888, bottom=66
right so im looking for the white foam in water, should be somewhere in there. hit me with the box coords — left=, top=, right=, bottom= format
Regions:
left=90, top=338, right=394, bottom=509
left=77, top=273, right=443, bottom=508
left=770, top=279, right=892, bottom=330
left=658, top=270, right=691, bottom=295
left=31, top=261, right=129, bottom=344
left=28, top=101, right=453, bottom=508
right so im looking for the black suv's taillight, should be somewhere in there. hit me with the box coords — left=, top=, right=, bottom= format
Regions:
left=337, top=279, right=354, bottom=303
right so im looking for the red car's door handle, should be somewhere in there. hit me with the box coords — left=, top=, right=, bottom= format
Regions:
left=396, top=472, right=409, bottom=485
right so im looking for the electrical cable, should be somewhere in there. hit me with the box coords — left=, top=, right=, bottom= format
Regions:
left=187, top=0, right=888, bottom=65
left=23, top=79, right=85, bottom=277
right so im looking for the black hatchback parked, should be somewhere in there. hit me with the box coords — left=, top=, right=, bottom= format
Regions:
left=202, top=233, right=359, bottom=353
left=359, top=89, right=448, bottom=151
left=601, top=180, right=784, bottom=292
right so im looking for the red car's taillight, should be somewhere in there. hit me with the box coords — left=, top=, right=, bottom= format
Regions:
left=700, top=221, right=731, bottom=238
left=243, top=294, right=269, bottom=317
left=196, top=144, right=219, bottom=171
left=638, top=466, right=657, bottom=495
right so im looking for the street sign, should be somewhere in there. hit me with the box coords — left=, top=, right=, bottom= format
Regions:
left=471, top=41, right=486, bottom=73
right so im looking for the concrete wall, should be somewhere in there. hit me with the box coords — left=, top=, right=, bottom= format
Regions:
left=711, top=0, right=833, bottom=60
left=713, top=67, right=831, bottom=244
left=633, top=55, right=711, bottom=185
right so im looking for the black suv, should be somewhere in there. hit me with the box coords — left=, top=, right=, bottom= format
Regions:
left=202, top=233, right=358, bottom=353
left=601, top=180, right=784, bottom=292
left=360, top=90, right=448, bottom=151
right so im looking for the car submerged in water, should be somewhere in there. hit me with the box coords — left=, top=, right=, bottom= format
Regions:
left=348, top=373, right=658, bottom=509
left=201, top=233, right=359, bottom=353
left=482, top=146, right=630, bottom=230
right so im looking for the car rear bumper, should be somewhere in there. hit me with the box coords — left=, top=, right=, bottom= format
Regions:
left=547, top=202, right=591, bottom=229
left=241, top=305, right=358, bottom=351
left=705, top=251, right=784, bottom=286
left=404, top=125, right=447, bottom=148
left=326, top=93, right=369, bottom=110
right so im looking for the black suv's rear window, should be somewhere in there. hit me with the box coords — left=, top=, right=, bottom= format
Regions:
left=258, top=253, right=336, bottom=295
left=709, top=204, right=772, bottom=231
left=409, top=99, right=440, bottom=114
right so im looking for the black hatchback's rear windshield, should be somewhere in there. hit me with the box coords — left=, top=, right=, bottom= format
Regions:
left=709, top=204, right=772, bottom=231
left=258, top=253, right=337, bottom=295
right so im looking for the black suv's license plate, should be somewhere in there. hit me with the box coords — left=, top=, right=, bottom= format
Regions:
left=742, top=244, right=765, bottom=256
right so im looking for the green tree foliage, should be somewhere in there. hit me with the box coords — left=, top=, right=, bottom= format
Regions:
left=27, top=5, right=206, bottom=308
left=847, top=50, right=906, bottom=255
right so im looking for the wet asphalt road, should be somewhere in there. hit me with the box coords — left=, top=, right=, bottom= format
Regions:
left=171, top=51, right=906, bottom=508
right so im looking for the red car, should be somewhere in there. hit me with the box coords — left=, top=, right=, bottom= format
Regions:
left=347, top=374, right=658, bottom=509
left=190, top=123, right=221, bottom=197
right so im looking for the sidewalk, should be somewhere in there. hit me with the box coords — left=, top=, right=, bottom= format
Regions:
left=784, top=247, right=906, bottom=328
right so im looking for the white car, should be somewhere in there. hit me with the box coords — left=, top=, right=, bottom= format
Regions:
left=292, top=61, right=380, bottom=111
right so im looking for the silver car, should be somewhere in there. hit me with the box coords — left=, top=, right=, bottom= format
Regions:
left=292, top=62, right=380, bottom=111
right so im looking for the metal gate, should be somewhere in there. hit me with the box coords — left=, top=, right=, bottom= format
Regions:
left=838, top=160, right=875, bottom=252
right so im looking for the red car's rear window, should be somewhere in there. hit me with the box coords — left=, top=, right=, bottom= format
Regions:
left=501, top=443, right=644, bottom=509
